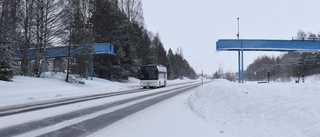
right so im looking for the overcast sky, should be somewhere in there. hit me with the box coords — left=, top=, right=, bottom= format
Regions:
left=141, top=0, right=320, bottom=74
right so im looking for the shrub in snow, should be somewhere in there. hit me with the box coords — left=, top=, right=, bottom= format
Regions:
left=40, top=72, right=55, bottom=78
left=66, top=75, right=85, bottom=84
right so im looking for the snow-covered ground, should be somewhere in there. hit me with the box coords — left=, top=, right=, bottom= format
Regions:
left=91, top=76, right=320, bottom=137
left=0, top=73, right=192, bottom=108
left=188, top=79, right=320, bottom=137
left=1, top=73, right=320, bottom=137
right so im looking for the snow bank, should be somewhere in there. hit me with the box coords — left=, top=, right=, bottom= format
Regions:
left=0, top=73, right=196, bottom=109
left=275, top=74, right=320, bottom=83
left=169, top=77, right=195, bottom=84
left=0, top=73, right=140, bottom=108
left=188, top=79, right=320, bottom=137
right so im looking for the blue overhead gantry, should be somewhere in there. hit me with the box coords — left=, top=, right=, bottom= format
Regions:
left=17, top=43, right=114, bottom=59
left=216, top=39, right=320, bottom=83
left=17, top=43, right=114, bottom=80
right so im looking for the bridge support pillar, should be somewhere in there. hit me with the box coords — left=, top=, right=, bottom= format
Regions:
left=238, top=51, right=241, bottom=83
left=238, top=49, right=244, bottom=83
left=241, top=49, right=244, bottom=83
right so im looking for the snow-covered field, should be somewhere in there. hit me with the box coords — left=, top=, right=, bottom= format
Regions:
left=91, top=76, right=320, bottom=137
left=188, top=79, right=320, bottom=137
left=1, top=73, right=320, bottom=137
left=0, top=73, right=191, bottom=108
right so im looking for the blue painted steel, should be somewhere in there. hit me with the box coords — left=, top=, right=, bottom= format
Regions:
left=238, top=50, right=241, bottom=83
left=85, top=55, right=94, bottom=81
left=93, top=43, right=114, bottom=54
left=216, top=39, right=320, bottom=83
left=16, top=43, right=114, bottom=59
left=216, top=39, right=320, bottom=51
left=241, top=49, right=244, bottom=83
left=237, top=49, right=245, bottom=83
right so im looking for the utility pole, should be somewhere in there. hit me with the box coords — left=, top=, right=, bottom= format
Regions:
left=236, top=17, right=244, bottom=83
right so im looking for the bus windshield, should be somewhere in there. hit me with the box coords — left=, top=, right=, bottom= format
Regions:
left=139, top=66, right=158, bottom=80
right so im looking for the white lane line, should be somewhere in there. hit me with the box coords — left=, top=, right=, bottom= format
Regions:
left=13, top=85, right=196, bottom=137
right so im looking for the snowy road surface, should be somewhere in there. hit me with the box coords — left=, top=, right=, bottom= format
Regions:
left=90, top=82, right=225, bottom=137
left=0, top=80, right=198, bottom=117
left=0, top=81, right=202, bottom=137
left=2, top=74, right=320, bottom=137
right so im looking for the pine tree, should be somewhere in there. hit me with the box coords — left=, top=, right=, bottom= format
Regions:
left=66, top=0, right=94, bottom=77
left=137, top=29, right=153, bottom=65
left=167, top=48, right=176, bottom=79
left=0, top=0, right=19, bottom=81
left=0, top=44, right=14, bottom=81
left=90, top=0, right=132, bottom=80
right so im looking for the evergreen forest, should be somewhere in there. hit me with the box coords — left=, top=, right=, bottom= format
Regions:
left=0, top=0, right=197, bottom=82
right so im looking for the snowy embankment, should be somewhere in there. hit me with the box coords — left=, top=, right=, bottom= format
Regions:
left=2, top=72, right=320, bottom=137
left=0, top=73, right=192, bottom=109
left=188, top=78, right=320, bottom=137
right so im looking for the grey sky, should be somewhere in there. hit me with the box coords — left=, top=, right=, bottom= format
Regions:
left=141, top=0, right=320, bottom=74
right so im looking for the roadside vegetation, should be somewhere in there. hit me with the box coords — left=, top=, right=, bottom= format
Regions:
left=0, top=0, right=196, bottom=82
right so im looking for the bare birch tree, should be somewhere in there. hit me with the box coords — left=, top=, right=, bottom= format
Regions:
left=118, top=0, right=144, bottom=26
left=33, top=0, right=66, bottom=77
left=20, top=0, right=35, bottom=75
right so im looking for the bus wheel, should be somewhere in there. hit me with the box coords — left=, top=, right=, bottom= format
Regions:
left=143, top=86, right=146, bottom=89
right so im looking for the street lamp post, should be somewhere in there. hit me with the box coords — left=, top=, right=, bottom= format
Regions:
left=237, top=17, right=240, bottom=39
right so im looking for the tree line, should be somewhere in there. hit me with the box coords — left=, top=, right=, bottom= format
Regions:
left=245, top=30, right=320, bottom=82
left=0, top=0, right=196, bottom=82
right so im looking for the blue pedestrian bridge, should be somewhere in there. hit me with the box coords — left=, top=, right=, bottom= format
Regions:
left=17, top=43, right=114, bottom=59
left=16, top=43, right=114, bottom=80
left=216, top=39, right=320, bottom=52
left=216, top=39, right=320, bottom=83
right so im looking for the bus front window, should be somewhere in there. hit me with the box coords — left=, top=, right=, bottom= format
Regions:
left=139, top=66, right=158, bottom=80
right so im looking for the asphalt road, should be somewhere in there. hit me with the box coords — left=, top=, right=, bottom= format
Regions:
left=0, top=82, right=202, bottom=137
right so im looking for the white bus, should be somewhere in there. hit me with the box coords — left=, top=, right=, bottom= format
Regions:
left=138, top=64, right=167, bottom=88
